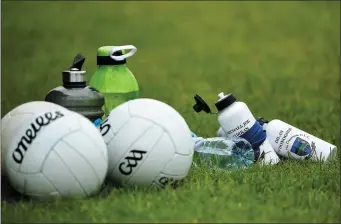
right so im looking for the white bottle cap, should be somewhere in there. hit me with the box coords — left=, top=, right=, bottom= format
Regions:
left=218, top=92, right=225, bottom=100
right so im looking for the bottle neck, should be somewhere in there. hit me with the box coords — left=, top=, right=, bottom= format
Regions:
left=63, top=71, right=86, bottom=88
left=97, top=64, right=127, bottom=68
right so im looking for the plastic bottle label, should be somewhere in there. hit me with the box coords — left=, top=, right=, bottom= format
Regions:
left=223, top=116, right=256, bottom=138
left=275, top=127, right=316, bottom=159
left=240, top=121, right=266, bottom=148
left=222, top=116, right=267, bottom=150
left=268, top=124, right=336, bottom=161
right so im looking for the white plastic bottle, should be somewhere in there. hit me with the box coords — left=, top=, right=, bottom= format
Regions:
left=215, top=92, right=280, bottom=165
left=258, top=118, right=337, bottom=161
left=217, top=127, right=226, bottom=138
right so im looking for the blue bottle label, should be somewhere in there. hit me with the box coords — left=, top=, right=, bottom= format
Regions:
left=240, top=121, right=266, bottom=149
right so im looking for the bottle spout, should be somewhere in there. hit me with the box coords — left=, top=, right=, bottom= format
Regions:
left=256, top=117, right=269, bottom=126
left=70, top=54, right=85, bottom=70
left=218, top=92, right=225, bottom=100
left=63, top=53, right=87, bottom=88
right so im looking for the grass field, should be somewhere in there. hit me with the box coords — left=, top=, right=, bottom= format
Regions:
left=1, top=1, right=340, bottom=223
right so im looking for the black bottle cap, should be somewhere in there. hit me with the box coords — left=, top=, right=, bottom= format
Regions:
left=70, top=54, right=85, bottom=70
left=97, top=50, right=126, bottom=66
left=215, top=93, right=236, bottom=112
left=256, top=117, right=269, bottom=126
left=63, top=54, right=87, bottom=88
left=193, top=94, right=212, bottom=114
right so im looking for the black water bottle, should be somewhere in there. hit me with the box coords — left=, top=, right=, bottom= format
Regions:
left=45, top=54, right=104, bottom=122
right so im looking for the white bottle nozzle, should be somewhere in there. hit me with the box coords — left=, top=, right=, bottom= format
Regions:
left=218, top=92, right=225, bottom=100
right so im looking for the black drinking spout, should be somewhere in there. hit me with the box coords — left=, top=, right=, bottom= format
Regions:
left=70, top=54, right=85, bottom=70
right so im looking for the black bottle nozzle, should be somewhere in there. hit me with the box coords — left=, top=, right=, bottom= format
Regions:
left=62, top=53, right=86, bottom=88
left=256, top=117, right=269, bottom=126
left=193, top=94, right=212, bottom=114
left=70, top=54, right=85, bottom=70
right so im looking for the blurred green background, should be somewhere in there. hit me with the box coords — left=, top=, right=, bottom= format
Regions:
left=1, top=1, right=340, bottom=223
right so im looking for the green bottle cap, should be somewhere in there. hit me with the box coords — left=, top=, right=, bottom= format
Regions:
left=96, top=45, right=136, bottom=66
left=97, top=46, right=126, bottom=57
left=97, top=46, right=126, bottom=65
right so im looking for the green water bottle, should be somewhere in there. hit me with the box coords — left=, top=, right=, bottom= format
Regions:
left=89, top=45, right=139, bottom=117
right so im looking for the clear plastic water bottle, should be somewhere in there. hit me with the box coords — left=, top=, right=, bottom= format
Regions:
left=191, top=132, right=254, bottom=171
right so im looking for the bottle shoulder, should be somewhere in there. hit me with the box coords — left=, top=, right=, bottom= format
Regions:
left=94, top=65, right=133, bottom=74
left=45, top=86, right=104, bottom=100
left=267, top=119, right=283, bottom=126
left=265, top=119, right=289, bottom=132
left=218, top=102, right=250, bottom=116
left=90, top=65, right=139, bottom=92
left=222, top=102, right=247, bottom=110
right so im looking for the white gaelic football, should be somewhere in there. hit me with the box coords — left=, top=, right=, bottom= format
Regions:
left=5, top=107, right=108, bottom=197
left=99, top=98, right=194, bottom=189
left=1, top=101, right=71, bottom=177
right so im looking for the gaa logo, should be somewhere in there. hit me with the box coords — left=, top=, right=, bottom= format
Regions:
left=118, top=149, right=147, bottom=175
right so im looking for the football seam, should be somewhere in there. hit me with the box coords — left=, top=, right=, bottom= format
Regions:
left=107, top=121, right=156, bottom=182
left=127, top=114, right=192, bottom=156
left=128, top=101, right=193, bottom=156
left=76, top=116, right=108, bottom=161
left=126, top=101, right=192, bottom=156
left=42, top=172, right=62, bottom=196
left=61, top=138, right=101, bottom=187
left=81, top=130, right=108, bottom=162
left=106, top=114, right=132, bottom=146
left=53, top=148, right=88, bottom=197
left=107, top=105, right=144, bottom=179
left=125, top=129, right=166, bottom=185
left=38, top=128, right=82, bottom=174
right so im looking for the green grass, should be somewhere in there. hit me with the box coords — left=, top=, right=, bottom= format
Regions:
left=1, top=1, right=340, bottom=223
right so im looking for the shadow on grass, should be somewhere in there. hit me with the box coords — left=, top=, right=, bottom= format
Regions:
left=1, top=176, right=181, bottom=204
left=1, top=176, right=30, bottom=203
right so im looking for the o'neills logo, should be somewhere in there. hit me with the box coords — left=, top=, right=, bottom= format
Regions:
left=12, top=111, right=65, bottom=164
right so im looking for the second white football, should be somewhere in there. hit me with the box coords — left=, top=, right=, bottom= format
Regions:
left=99, top=98, right=194, bottom=189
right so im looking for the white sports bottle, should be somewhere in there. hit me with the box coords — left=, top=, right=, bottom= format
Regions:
left=258, top=118, right=337, bottom=161
left=215, top=92, right=280, bottom=165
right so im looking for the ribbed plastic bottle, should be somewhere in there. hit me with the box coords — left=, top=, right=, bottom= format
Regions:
left=45, top=54, right=104, bottom=123
left=191, top=131, right=254, bottom=171
left=257, top=117, right=337, bottom=161
left=89, top=45, right=139, bottom=117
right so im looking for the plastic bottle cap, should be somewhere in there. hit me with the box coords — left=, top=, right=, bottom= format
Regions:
left=192, top=94, right=212, bottom=114
left=218, top=92, right=225, bottom=100
left=215, top=93, right=236, bottom=112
